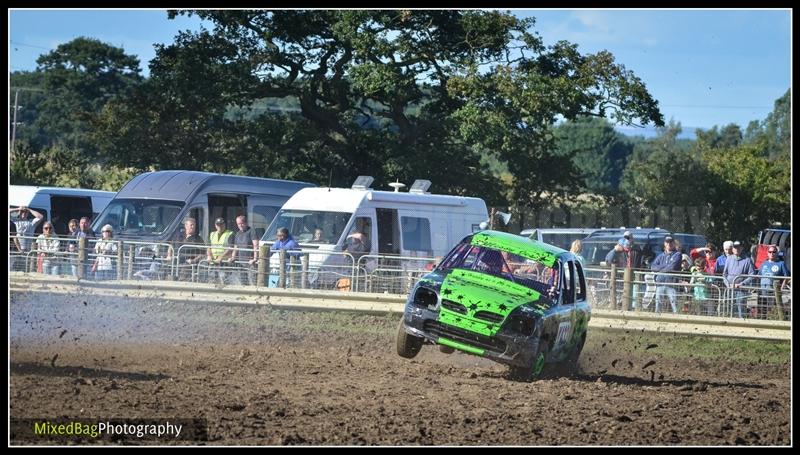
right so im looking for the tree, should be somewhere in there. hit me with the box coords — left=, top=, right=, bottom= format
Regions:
left=552, top=116, right=633, bottom=197
left=33, top=37, right=142, bottom=160
left=97, top=10, right=663, bottom=205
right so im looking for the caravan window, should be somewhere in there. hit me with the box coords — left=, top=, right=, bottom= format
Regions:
left=401, top=216, right=432, bottom=252
left=264, top=209, right=352, bottom=244
left=95, top=199, right=184, bottom=236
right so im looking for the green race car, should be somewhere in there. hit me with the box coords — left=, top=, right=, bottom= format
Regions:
left=397, top=230, right=591, bottom=381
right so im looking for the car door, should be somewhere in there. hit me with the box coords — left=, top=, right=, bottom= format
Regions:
left=551, top=259, right=577, bottom=360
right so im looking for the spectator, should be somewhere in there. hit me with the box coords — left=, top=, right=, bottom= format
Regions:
left=63, top=219, right=80, bottom=276
left=72, top=217, right=97, bottom=277
left=715, top=240, right=734, bottom=274
left=690, top=257, right=713, bottom=315
left=67, top=219, right=79, bottom=237
left=230, top=215, right=260, bottom=286
left=690, top=243, right=718, bottom=274
left=167, top=218, right=205, bottom=281
left=310, top=228, right=326, bottom=243
left=10, top=219, right=19, bottom=269
left=651, top=235, right=683, bottom=313
left=758, top=246, right=790, bottom=317
left=344, top=230, right=370, bottom=261
left=570, top=239, right=585, bottom=264
left=605, top=231, right=646, bottom=269
left=91, top=224, right=118, bottom=280
left=35, top=221, right=61, bottom=275
left=10, top=205, right=44, bottom=259
left=271, top=227, right=300, bottom=257
left=722, top=240, right=756, bottom=318
left=207, top=217, right=234, bottom=284
left=133, top=244, right=163, bottom=281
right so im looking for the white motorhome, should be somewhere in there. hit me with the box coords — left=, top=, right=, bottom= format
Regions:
left=9, top=185, right=116, bottom=236
left=260, top=176, right=488, bottom=286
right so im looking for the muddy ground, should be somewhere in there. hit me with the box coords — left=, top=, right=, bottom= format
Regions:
left=9, top=289, right=791, bottom=445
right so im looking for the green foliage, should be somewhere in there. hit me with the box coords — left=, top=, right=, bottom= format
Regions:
left=93, top=10, right=662, bottom=205
left=553, top=116, right=633, bottom=196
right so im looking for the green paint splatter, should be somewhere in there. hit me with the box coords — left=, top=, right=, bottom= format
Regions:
left=437, top=269, right=540, bottom=337
left=471, top=231, right=559, bottom=268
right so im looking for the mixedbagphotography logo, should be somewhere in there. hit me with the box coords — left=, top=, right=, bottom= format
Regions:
left=11, top=418, right=208, bottom=444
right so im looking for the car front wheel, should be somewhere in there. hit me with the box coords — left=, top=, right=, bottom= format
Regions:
left=396, top=319, right=424, bottom=358
left=509, top=340, right=549, bottom=382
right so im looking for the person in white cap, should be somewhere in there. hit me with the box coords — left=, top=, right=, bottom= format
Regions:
left=722, top=241, right=755, bottom=318
left=715, top=240, right=734, bottom=274
left=91, top=224, right=118, bottom=280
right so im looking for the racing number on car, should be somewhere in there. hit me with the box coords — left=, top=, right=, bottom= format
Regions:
left=555, top=322, right=572, bottom=346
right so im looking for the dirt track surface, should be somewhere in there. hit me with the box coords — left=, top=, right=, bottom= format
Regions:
left=10, top=289, right=791, bottom=446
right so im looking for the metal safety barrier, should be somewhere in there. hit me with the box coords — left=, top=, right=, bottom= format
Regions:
left=10, top=273, right=790, bottom=341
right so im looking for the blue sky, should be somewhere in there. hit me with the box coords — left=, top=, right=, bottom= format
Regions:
left=8, top=9, right=791, bottom=132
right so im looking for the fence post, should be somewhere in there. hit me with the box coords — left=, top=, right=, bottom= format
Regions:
left=622, top=266, right=632, bottom=311
left=77, top=237, right=86, bottom=279
left=257, top=245, right=268, bottom=287
left=120, top=242, right=128, bottom=280
left=278, top=249, right=286, bottom=288
left=301, top=253, right=309, bottom=289
left=609, top=264, right=617, bottom=309
left=287, top=254, right=296, bottom=288
left=773, top=280, right=785, bottom=321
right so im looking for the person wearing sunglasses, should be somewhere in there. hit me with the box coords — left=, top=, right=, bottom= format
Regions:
left=758, top=246, right=790, bottom=318
left=35, top=222, right=61, bottom=275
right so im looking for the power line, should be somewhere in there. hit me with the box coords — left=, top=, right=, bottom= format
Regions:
left=661, top=104, right=770, bottom=109
left=10, top=40, right=51, bottom=50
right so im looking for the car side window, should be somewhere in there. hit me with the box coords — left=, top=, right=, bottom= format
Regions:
left=562, top=260, right=575, bottom=305
left=574, top=261, right=586, bottom=302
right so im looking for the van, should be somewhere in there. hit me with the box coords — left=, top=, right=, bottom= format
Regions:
left=260, top=176, right=488, bottom=286
left=9, top=185, right=115, bottom=236
left=519, top=227, right=599, bottom=251
left=92, top=170, right=314, bottom=243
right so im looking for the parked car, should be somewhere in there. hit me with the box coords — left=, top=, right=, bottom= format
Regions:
left=519, top=227, right=599, bottom=251
left=396, top=230, right=591, bottom=381
left=580, top=228, right=707, bottom=267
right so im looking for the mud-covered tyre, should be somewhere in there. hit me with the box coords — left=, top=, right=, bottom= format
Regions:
left=509, top=340, right=549, bottom=382
left=555, top=334, right=586, bottom=377
left=438, top=345, right=455, bottom=354
left=396, top=319, right=424, bottom=358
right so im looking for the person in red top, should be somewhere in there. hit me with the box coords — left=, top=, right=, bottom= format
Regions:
left=689, top=243, right=718, bottom=274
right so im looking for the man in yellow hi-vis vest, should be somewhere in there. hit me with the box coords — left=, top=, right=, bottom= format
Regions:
left=207, top=217, right=234, bottom=284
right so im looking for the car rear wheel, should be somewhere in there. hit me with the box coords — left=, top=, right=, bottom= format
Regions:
left=556, top=333, right=586, bottom=377
left=509, top=340, right=549, bottom=382
left=396, top=319, right=424, bottom=358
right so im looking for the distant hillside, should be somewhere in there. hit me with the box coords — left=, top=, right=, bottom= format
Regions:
left=615, top=125, right=698, bottom=140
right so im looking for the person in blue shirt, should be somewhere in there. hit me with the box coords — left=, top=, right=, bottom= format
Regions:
left=651, top=235, right=683, bottom=313
left=758, top=246, right=790, bottom=317
left=270, top=227, right=300, bottom=256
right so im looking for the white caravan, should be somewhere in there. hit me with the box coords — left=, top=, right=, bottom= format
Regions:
left=260, top=177, right=488, bottom=286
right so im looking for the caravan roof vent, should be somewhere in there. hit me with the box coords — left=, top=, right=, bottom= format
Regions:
left=352, top=176, right=374, bottom=190
left=409, top=179, right=432, bottom=194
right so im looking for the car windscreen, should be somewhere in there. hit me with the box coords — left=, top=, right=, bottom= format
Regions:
left=93, top=199, right=184, bottom=236
left=263, top=209, right=353, bottom=244
left=437, top=242, right=560, bottom=296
